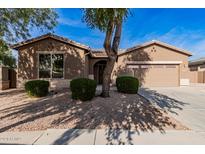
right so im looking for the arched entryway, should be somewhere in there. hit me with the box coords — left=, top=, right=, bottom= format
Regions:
left=93, top=60, right=107, bottom=84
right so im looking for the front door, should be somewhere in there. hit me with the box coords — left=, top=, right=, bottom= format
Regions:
left=98, top=64, right=105, bottom=84
left=94, top=61, right=106, bottom=84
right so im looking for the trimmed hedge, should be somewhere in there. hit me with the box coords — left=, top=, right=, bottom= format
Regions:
left=70, top=78, right=97, bottom=101
left=116, top=76, right=139, bottom=94
left=25, top=80, right=49, bottom=97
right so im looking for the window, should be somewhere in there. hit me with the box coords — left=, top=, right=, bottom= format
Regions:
left=52, top=54, right=64, bottom=78
left=39, top=53, right=64, bottom=78
left=39, top=54, right=51, bottom=78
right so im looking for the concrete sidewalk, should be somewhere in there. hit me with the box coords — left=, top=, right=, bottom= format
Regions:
left=0, top=129, right=205, bottom=145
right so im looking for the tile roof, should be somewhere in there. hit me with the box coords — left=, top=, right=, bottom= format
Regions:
left=91, top=50, right=108, bottom=58
left=189, top=57, right=205, bottom=65
left=90, top=40, right=192, bottom=58
left=11, top=33, right=192, bottom=58
left=90, top=49, right=125, bottom=58
left=11, top=33, right=90, bottom=50
left=119, top=40, right=192, bottom=56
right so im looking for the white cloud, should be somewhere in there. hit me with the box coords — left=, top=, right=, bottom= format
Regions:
left=186, top=40, right=205, bottom=60
left=58, top=17, right=86, bottom=28
left=155, top=28, right=205, bottom=60
left=122, top=27, right=205, bottom=60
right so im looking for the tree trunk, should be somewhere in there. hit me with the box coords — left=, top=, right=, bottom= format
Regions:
left=101, top=55, right=117, bottom=97
left=101, top=20, right=122, bottom=97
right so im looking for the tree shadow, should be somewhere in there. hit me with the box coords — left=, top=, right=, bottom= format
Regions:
left=52, top=129, right=95, bottom=145
left=0, top=89, right=25, bottom=97
left=52, top=129, right=84, bottom=145
left=139, top=88, right=189, bottom=115
left=113, top=48, right=152, bottom=86
left=0, top=89, right=70, bottom=132
left=104, top=128, right=136, bottom=145
left=0, top=88, right=186, bottom=144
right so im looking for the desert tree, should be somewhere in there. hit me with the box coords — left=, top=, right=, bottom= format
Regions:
left=0, top=8, right=58, bottom=67
left=82, top=8, right=130, bottom=97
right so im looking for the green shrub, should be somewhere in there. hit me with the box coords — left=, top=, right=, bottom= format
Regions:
left=70, top=78, right=97, bottom=101
left=116, top=76, right=139, bottom=94
left=25, top=80, right=49, bottom=97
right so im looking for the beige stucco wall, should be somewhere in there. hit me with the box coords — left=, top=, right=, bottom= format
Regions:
left=111, top=44, right=190, bottom=87
left=198, top=71, right=205, bottom=83
left=17, top=38, right=88, bottom=88
left=181, top=71, right=198, bottom=83
left=188, top=63, right=205, bottom=83
left=17, top=39, right=193, bottom=88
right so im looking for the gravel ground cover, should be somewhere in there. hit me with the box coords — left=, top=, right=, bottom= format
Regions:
left=0, top=88, right=188, bottom=132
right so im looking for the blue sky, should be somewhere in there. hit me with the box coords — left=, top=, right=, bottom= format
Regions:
left=30, top=8, right=205, bottom=60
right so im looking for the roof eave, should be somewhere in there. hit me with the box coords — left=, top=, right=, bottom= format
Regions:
left=119, top=41, right=192, bottom=57
left=11, top=34, right=90, bottom=51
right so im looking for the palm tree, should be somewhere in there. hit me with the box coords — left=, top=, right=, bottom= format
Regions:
left=82, top=8, right=130, bottom=97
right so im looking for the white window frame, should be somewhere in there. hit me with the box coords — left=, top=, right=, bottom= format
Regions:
left=37, top=51, right=65, bottom=79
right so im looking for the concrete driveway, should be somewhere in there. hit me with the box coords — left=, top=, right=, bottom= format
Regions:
left=139, top=85, right=205, bottom=133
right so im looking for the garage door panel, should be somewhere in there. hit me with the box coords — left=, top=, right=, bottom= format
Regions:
left=132, top=65, right=179, bottom=87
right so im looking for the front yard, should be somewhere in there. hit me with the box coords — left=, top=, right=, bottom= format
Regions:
left=0, top=88, right=187, bottom=133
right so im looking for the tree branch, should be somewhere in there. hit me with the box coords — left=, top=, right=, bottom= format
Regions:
left=103, top=20, right=114, bottom=57
left=111, top=21, right=122, bottom=54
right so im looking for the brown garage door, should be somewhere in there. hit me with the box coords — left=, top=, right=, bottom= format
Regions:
left=131, top=64, right=179, bottom=87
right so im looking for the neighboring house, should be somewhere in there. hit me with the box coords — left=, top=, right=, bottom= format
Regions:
left=11, top=33, right=193, bottom=88
left=189, top=57, right=205, bottom=83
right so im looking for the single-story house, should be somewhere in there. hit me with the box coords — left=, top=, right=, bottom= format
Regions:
left=189, top=57, right=205, bottom=83
left=11, top=33, right=194, bottom=88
